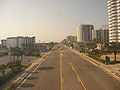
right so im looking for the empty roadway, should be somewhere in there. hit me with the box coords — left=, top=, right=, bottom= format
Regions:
left=16, top=45, right=120, bottom=90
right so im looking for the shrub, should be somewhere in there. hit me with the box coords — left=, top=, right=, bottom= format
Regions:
left=0, top=64, right=6, bottom=76
left=0, top=71, right=13, bottom=85
left=7, top=62, right=15, bottom=72
left=88, top=55, right=105, bottom=64
left=15, top=60, right=21, bottom=66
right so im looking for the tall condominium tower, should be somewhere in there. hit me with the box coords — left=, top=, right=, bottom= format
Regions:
left=76, top=24, right=94, bottom=42
left=108, top=0, right=120, bottom=42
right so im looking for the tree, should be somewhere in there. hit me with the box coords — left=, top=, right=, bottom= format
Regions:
left=1, top=45, right=8, bottom=50
left=106, top=42, right=120, bottom=62
left=86, top=42, right=97, bottom=55
left=0, top=64, right=6, bottom=76
left=69, top=42, right=74, bottom=48
left=10, top=47, right=16, bottom=61
left=86, top=42, right=97, bottom=50
left=22, top=43, right=36, bottom=56
left=10, top=47, right=25, bottom=65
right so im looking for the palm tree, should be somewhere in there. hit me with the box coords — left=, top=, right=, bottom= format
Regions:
left=10, top=47, right=16, bottom=61
left=106, top=42, right=120, bottom=62
left=10, top=47, right=25, bottom=64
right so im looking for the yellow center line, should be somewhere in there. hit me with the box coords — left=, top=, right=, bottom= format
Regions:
left=60, top=51, right=64, bottom=90
left=69, top=62, right=87, bottom=90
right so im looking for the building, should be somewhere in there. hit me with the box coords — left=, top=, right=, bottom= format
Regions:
left=92, top=29, right=109, bottom=42
left=61, top=39, right=67, bottom=44
left=101, top=25, right=109, bottom=42
left=76, top=27, right=81, bottom=42
left=76, top=24, right=94, bottom=42
left=92, top=29, right=102, bottom=42
left=66, top=35, right=77, bottom=42
left=1, top=36, right=35, bottom=49
left=101, top=25, right=109, bottom=30
left=6, top=37, right=18, bottom=48
left=108, top=0, right=120, bottom=42
left=1, top=39, right=7, bottom=47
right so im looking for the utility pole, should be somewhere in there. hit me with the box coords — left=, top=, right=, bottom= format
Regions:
left=39, top=40, right=41, bottom=52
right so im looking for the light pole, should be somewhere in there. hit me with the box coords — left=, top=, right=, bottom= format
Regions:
left=9, top=48, right=11, bottom=62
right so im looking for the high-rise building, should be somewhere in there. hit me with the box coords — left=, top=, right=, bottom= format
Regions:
left=101, top=25, right=109, bottom=42
left=92, top=29, right=109, bottom=42
left=76, top=24, right=94, bottom=42
left=101, top=25, right=109, bottom=30
left=92, top=29, right=102, bottom=42
left=76, top=27, right=81, bottom=42
left=108, top=0, right=120, bottom=42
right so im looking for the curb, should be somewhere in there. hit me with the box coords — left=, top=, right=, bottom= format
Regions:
left=13, top=63, right=40, bottom=89
left=14, top=51, right=52, bottom=89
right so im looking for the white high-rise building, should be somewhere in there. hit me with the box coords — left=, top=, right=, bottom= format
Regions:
left=108, top=0, right=120, bottom=42
left=76, top=24, right=94, bottom=42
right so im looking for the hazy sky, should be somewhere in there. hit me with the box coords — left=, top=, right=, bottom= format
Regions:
left=0, top=0, right=108, bottom=42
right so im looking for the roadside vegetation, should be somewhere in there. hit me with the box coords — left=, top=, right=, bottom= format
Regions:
left=0, top=42, right=56, bottom=88
left=0, top=61, right=30, bottom=87
left=63, top=41, right=120, bottom=64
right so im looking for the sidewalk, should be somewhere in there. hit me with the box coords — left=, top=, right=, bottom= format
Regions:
left=67, top=46, right=120, bottom=81
left=104, top=64, right=120, bottom=78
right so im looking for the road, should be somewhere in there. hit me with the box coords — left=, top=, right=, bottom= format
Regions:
left=16, top=45, right=120, bottom=90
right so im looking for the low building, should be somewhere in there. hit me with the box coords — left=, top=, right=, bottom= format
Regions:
left=1, top=36, right=35, bottom=49
left=61, top=39, right=67, bottom=44
left=66, top=35, right=77, bottom=42
left=1, top=39, right=7, bottom=47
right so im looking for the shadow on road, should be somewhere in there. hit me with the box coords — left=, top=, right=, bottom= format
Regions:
left=31, top=72, right=39, bottom=74
left=27, top=77, right=39, bottom=80
left=24, top=71, right=40, bottom=74
left=21, top=83, right=34, bottom=88
left=24, top=71, right=31, bottom=74
left=38, top=66, right=54, bottom=71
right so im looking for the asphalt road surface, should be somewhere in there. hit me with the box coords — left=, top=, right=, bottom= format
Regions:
left=16, top=45, right=120, bottom=90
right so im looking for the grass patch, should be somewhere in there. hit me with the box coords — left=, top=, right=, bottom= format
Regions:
left=109, top=61, right=120, bottom=64
left=88, top=54, right=120, bottom=64
left=22, top=64, right=30, bottom=67
left=0, top=64, right=30, bottom=87
left=88, top=54, right=106, bottom=64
